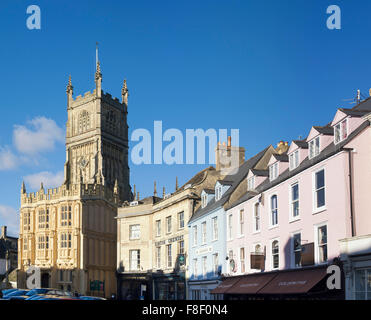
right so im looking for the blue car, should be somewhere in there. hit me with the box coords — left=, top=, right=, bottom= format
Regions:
left=78, top=296, right=106, bottom=300
left=3, top=289, right=30, bottom=299
left=1, top=288, right=17, bottom=296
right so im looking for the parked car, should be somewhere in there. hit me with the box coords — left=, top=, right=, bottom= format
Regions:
left=1, top=288, right=17, bottom=296
left=78, top=296, right=107, bottom=300
left=3, top=289, right=30, bottom=299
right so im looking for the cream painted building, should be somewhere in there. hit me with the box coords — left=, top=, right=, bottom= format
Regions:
left=116, top=141, right=244, bottom=300
left=18, top=61, right=132, bottom=298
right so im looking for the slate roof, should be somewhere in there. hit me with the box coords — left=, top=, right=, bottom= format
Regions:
left=227, top=120, right=370, bottom=210
left=189, top=146, right=271, bottom=223
left=272, top=153, right=289, bottom=162
left=339, top=108, right=369, bottom=117
left=351, top=96, right=371, bottom=112
left=250, top=169, right=269, bottom=177
left=313, top=125, right=334, bottom=135
left=203, top=189, right=215, bottom=194
left=292, top=140, right=308, bottom=149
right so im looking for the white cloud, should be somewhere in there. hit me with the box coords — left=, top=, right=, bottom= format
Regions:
left=24, top=171, right=64, bottom=191
left=0, top=205, right=19, bottom=237
left=13, top=117, right=64, bottom=155
left=0, top=147, right=18, bottom=170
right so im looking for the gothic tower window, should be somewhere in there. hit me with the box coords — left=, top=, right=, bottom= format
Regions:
left=79, top=110, right=90, bottom=133
left=105, top=110, right=117, bottom=134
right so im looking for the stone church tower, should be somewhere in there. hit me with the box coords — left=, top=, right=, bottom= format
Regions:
left=18, top=61, right=132, bottom=298
left=64, top=61, right=131, bottom=201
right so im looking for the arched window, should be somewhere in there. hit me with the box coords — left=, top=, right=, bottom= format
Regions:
left=270, top=195, right=278, bottom=226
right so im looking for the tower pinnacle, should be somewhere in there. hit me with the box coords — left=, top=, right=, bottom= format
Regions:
left=121, top=79, right=129, bottom=106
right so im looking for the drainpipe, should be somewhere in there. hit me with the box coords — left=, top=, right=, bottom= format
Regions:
left=342, top=148, right=355, bottom=237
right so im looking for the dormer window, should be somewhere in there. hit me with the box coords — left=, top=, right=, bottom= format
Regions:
left=289, top=150, right=299, bottom=170
left=269, top=162, right=278, bottom=181
left=247, top=176, right=255, bottom=190
left=201, top=194, right=207, bottom=208
left=334, top=119, right=348, bottom=144
left=309, top=136, right=320, bottom=159
left=215, top=186, right=222, bottom=201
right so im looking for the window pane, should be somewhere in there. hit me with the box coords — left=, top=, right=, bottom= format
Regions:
left=317, top=189, right=325, bottom=208
left=355, top=270, right=366, bottom=291
left=292, top=184, right=299, bottom=201
left=342, top=120, right=348, bottom=139
left=335, top=124, right=340, bottom=143
left=315, top=137, right=320, bottom=154
left=316, top=170, right=325, bottom=189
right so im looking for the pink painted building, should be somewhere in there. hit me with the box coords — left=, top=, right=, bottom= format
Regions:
left=216, top=100, right=371, bottom=299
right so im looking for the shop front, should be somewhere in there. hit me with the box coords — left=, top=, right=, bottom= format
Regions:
left=212, top=265, right=344, bottom=300
left=153, top=271, right=186, bottom=300
left=117, top=272, right=153, bottom=300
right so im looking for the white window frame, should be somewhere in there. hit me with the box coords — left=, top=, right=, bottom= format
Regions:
left=313, top=168, right=326, bottom=213
left=166, top=244, right=172, bottom=268
left=166, top=216, right=172, bottom=234
left=212, top=217, right=218, bottom=241
left=240, top=247, right=245, bottom=274
left=193, top=258, right=198, bottom=278
left=247, top=176, right=255, bottom=190
left=156, top=246, right=161, bottom=269
left=289, top=150, right=300, bottom=170
left=201, top=222, right=207, bottom=244
left=178, top=211, right=184, bottom=230
left=289, top=182, right=300, bottom=221
left=129, top=249, right=140, bottom=271
left=271, top=238, right=280, bottom=270
left=334, top=118, right=348, bottom=144
left=193, top=226, right=198, bottom=246
left=129, top=224, right=140, bottom=240
left=202, top=256, right=207, bottom=278
left=215, top=185, right=222, bottom=201
left=314, top=222, right=328, bottom=265
left=239, top=209, right=244, bottom=236
left=269, top=194, right=278, bottom=227
left=309, top=136, right=320, bottom=159
left=202, top=194, right=207, bottom=208
left=155, top=220, right=161, bottom=237
left=227, top=214, right=233, bottom=240
left=269, top=162, right=279, bottom=181
left=253, top=202, right=260, bottom=233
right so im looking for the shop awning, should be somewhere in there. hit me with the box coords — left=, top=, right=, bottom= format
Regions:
left=258, top=266, right=328, bottom=295
left=225, top=272, right=278, bottom=294
left=211, top=277, right=241, bottom=294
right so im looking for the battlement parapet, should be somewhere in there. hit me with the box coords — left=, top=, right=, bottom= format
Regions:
left=21, top=183, right=119, bottom=206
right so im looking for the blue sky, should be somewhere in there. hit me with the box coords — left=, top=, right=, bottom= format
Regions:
left=1, top=0, right=371, bottom=236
